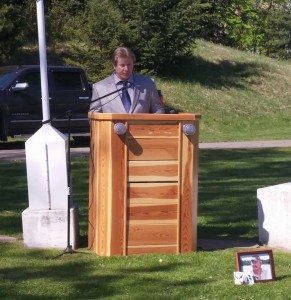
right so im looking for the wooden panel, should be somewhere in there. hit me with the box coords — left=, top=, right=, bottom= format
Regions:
left=128, top=202, right=178, bottom=220
left=88, top=121, right=127, bottom=256
left=89, top=112, right=201, bottom=122
left=88, top=113, right=200, bottom=256
left=109, top=123, right=127, bottom=255
left=88, top=121, right=98, bottom=251
left=180, top=120, right=199, bottom=252
left=127, top=138, right=179, bottom=161
left=127, top=220, right=178, bottom=246
left=129, top=182, right=178, bottom=200
left=128, top=161, right=178, bottom=182
left=128, top=124, right=179, bottom=138
left=95, top=121, right=112, bottom=255
left=127, top=245, right=178, bottom=255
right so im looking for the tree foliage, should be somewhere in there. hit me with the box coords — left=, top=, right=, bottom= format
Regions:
left=110, top=0, right=210, bottom=73
left=0, top=4, right=24, bottom=61
left=0, top=0, right=290, bottom=78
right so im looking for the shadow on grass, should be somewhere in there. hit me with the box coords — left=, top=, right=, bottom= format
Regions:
left=160, top=54, right=268, bottom=90
left=198, top=148, right=291, bottom=241
left=0, top=248, right=208, bottom=298
left=1, top=148, right=290, bottom=246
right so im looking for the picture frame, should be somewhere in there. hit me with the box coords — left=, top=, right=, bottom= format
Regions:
left=235, top=249, right=276, bottom=283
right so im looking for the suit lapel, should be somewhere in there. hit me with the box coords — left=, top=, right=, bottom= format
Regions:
left=131, top=82, right=140, bottom=113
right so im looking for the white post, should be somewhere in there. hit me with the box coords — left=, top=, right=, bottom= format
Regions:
left=36, top=0, right=50, bottom=122
left=22, top=0, right=78, bottom=250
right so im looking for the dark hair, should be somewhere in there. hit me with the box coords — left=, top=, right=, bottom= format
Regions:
left=251, top=255, right=262, bottom=262
left=112, top=47, right=136, bottom=66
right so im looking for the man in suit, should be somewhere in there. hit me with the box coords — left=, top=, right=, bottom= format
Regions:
left=89, top=46, right=165, bottom=114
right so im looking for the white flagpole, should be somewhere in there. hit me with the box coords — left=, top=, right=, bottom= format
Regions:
left=36, top=0, right=50, bottom=122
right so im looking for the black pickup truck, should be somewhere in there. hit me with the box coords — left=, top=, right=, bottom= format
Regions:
left=0, top=65, right=92, bottom=141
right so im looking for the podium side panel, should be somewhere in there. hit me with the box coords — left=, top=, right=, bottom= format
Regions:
left=88, top=120, right=98, bottom=252
left=89, top=121, right=113, bottom=255
left=109, top=124, right=127, bottom=255
left=180, top=120, right=199, bottom=252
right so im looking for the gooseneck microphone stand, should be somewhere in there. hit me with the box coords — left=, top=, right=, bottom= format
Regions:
left=53, top=109, right=76, bottom=258
left=64, top=109, right=74, bottom=254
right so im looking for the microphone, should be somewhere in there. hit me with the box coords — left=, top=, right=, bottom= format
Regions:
left=124, top=81, right=133, bottom=89
left=90, top=81, right=132, bottom=105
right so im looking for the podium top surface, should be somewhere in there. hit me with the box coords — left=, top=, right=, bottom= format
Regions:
left=89, top=112, right=201, bottom=121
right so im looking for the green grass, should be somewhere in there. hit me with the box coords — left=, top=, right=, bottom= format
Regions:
left=1, top=149, right=291, bottom=298
left=1, top=40, right=291, bottom=298
left=157, top=40, right=291, bottom=142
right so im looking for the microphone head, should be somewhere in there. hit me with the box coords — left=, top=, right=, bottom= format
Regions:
left=125, top=81, right=133, bottom=88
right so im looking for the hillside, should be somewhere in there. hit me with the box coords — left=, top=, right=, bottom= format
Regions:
left=157, top=39, right=291, bottom=142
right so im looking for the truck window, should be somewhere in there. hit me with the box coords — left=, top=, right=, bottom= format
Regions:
left=52, top=71, right=84, bottom=91
left=18, top=72, right=41, bottom=90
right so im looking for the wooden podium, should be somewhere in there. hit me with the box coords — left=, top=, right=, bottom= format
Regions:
left=88, top=113, right=200, bottom=256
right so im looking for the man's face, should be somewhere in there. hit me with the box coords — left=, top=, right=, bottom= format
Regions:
left=114, top=56, right=134, bottom=81
left=252, top=259, right=262, bottom=274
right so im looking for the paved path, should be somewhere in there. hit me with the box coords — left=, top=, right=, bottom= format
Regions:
left=199, top=139, right=291, bottom=149
left=1, top=140, right=291, bottom=162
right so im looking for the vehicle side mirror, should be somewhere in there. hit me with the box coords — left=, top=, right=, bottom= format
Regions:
left=12, top=82, right=29, bottom=91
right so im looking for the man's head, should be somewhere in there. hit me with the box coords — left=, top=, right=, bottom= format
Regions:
left=251, top=255, right=263, bottom=274
left=113, top=47, right=136, bottom=81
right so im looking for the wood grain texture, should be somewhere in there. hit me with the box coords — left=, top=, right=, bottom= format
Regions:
left=129, top=182, right=178, bottom=200
left=128, top=160, right=178, bottom=182
left=95, top=121, right=111, bottom=255
left=128, top=124, right=179, bottom=137
left=127, top=220, right=178, bottom=247
left=88, top=121, right=127, bottom=256
left=88, top=114, right=199, bottom=256
left=127, top=137, right=179, bottom=160
left=127, top=245, right=178, bottom=255
left=180, top=120, right=199, bottom=252
left=109, top=122, right=127, bottom=255
left=128, top=204, right=178, bottom=220
left=89, top=113, right=201, bottom=121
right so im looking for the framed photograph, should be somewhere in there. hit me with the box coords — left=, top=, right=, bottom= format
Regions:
left=235, top=249, right=276, bottom=283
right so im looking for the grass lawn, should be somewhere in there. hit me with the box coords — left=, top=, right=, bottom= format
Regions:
left=1, top=39, right=291, bottom=298
left=1, top=148, right=291, bottom=299
left=157, top=40, right=291, bottom=142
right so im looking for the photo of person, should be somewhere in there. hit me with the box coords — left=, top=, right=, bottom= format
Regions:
left=250, top=255, right=270, bottom=281
left=236, top=250, right=275, bottom=283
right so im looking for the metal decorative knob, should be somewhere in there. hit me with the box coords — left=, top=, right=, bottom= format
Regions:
left=114, top=122, right=127, bottom=135
left=183, top=123, right=196, bottom=136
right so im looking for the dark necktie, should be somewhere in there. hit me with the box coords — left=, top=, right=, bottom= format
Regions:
left=121, top=81, right=131, bottom=113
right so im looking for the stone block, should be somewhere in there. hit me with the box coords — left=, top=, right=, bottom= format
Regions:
left=22, top=205, right=78, bottom=250
left=257, top=182, right=291, bottom=250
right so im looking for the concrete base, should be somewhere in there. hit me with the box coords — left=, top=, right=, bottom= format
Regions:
left=257, top=182, right=291, bottom=251
left=22, top=205, right=79, bottom=250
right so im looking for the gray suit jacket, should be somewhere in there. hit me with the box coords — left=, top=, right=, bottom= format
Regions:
left=89, top=73, right=165, bottom=114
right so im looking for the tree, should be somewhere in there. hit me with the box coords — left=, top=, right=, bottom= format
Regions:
left=0, top=4, right=24, bottom=62
left=111, top=0, right=210, bottom=73
left=258, top=1, right=291, bottom=59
